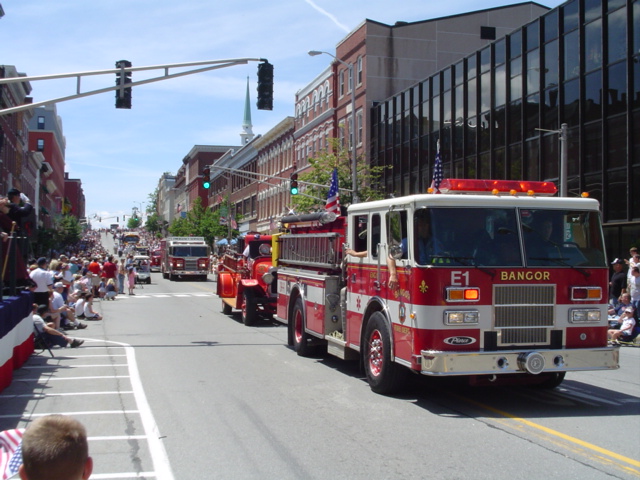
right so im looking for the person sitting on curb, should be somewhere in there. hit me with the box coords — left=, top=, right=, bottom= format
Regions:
left=608, top=305, right=637, bottom=344
left=51, top=283, right=87, bottom=330
left=33, top=304, right=84, bottom=349
left=18, top=414, right=93, bottom=480
left=82, top=293, right=102, bottom=320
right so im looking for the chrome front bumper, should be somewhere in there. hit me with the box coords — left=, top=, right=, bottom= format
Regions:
left=420, top=347, right=619, bottom=376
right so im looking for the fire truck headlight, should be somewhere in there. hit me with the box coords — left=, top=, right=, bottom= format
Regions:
left=444, top=310, right=479, bottom=325
left=263, top=267, right=277, bottom=285
left=570, top=309, right=601, bottom=323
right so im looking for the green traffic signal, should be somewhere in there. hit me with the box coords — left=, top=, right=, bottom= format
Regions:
left=202, top=166, right=211, bottom=189
left=290, top=172, right=298, bottom=195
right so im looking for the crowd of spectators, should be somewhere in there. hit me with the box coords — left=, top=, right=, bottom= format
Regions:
left=607, top=247, right=640, bottom=345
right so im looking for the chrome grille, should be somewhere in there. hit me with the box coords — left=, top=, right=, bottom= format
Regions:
left=500, top=328, right=548, bottom=344
left=494, top=285, right=555, bottom=345
left=184, top=259, right=199, bottom=271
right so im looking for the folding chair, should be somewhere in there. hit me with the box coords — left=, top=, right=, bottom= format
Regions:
left=33, top=327, right=54, bottom=358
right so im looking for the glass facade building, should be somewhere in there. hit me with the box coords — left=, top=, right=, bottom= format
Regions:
left=371, top=0, right=640, bottom=253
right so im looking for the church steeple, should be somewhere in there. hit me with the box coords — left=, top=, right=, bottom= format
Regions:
left=240, top=77, right=255, bottom=145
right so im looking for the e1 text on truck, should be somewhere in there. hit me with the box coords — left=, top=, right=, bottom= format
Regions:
left=269, top=179, right=619, bottom=395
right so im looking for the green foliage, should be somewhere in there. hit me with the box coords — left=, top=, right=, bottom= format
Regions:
left=33, top=215, right=82, bottom=256
left=127, top=215, right=141, bottom=229
left=144, top=211, right=162, bottom=236
left=292, top=141, right=389, bottom=214
left=167, top=197, right=238, bottom=247
left=147, top=188, right=159, bottom=214
left=56, top=215, right=83, bottom=246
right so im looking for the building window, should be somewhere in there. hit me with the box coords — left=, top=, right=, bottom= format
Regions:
left=37, top=139, right=44, bottom=151
left=480, top=26, right=496, bottom=40
left=357, top=56, right=363, bottom=85
left=37, top=116, right=45, bottom=129
left=339, top=70, right=345, bottom=97
left=357, top=110, right=363, bottom=146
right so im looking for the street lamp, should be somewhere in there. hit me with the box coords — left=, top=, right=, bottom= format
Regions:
left=308, top=50, right=358, bottom=204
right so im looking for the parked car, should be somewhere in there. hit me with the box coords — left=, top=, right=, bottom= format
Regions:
left=133, top=255, right=151, bottom=284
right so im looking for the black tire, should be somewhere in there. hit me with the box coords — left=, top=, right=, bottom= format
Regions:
left=222, top=301, right=232, bottom=315
left=534, top=372, right=566, bottom=389
left=363, top=312, right=407, bottom=395
left=242, top=290, right=258, bottom=326
left=291, top=297, right=313, bottom=356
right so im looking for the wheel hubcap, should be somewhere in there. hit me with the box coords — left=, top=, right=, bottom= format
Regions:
left=368, top=330, right=383, bottom=376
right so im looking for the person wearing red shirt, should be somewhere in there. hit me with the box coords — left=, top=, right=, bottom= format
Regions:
left=102, top=256, right=117, bottom=281
left=87, top=258, right=102, bottom=296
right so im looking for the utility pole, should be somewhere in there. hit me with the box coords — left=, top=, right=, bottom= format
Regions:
left=536, top=123, right=568, bottom=197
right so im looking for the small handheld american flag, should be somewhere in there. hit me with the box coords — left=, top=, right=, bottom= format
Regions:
left=0, top=428, right=24, bottom=480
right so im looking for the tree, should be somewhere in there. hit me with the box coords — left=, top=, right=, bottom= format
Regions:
left=127, top=215, right=141, bottom=229
left=167, top=197, right=238, bottom=246
left=56, top=215, right=82, bottom=246
left=291, top=141, right=389, bottom=214
left=144, top=211, right=162, bottom=236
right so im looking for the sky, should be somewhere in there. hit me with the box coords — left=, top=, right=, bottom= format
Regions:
left=1, top=0, right=566, bottom=229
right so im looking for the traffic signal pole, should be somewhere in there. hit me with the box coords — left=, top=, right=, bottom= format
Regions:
left=0, top=57, right=269, bottom=116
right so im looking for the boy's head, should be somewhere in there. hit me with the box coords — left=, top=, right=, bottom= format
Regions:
left=19, top=415, right=92, bottom=480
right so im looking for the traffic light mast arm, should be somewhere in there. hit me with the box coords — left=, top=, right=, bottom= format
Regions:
left=0, top=57, right=268, bottom=116
left=209, top=164, right=354, bottom=192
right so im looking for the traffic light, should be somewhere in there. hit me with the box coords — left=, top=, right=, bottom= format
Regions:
left=256, top=61, right=273, bottom=111
left=202, top=166, right=211, bottom=189
left=115, top=60, right=132, bottom=109
left=290, top=172, right=299, bottom=195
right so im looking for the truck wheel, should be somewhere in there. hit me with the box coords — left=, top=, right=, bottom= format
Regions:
left=222, top=301, right=232, bottom=315
left=242, top=290, right=258, bottom=326
left=292, top=297, right=313, bottom=356
left=363, top=312, right=407, bottom=395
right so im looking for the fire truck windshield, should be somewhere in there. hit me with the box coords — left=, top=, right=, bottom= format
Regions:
left=172, top=246, right=209, bottom=257
left=416, top=208, right=605, bottom=268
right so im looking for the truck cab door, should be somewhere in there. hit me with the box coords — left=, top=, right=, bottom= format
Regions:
left=385, top=209, right=413, bottom=360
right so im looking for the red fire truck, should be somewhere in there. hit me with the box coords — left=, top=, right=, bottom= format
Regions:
left=160, top=236, right=210, bottom=281
left=217, top=234, right=277, bottom=325
left=270, top=179, right=619, bottom=394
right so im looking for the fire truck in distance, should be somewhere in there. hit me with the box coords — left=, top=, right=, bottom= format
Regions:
left=160, top=236, right=210, bottom=281
left=267, top=179, right=619, bottom=394
left=217, top=234, right=277, bottom=325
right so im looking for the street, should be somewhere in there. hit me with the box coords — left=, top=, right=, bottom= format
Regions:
left=0, top=239, right=638, bottom=479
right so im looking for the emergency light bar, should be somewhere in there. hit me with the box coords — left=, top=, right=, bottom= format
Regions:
left=434, top=179, right=557, bottom=196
